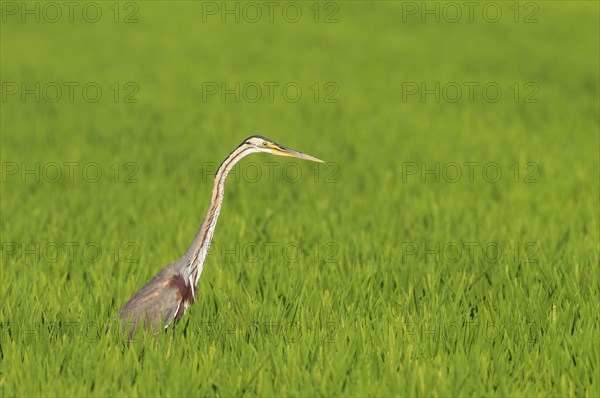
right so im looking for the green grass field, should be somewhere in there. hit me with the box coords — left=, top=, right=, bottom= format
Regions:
left=1, top=1, right=598, bottom=396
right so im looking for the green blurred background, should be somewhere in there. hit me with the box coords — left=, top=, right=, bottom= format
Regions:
left=1, top=1, right=598, bottom=396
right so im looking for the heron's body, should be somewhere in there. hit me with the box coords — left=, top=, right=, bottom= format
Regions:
left=119, top=257, right=192, bottom=333
left=119, top=136, right=323, bottom=336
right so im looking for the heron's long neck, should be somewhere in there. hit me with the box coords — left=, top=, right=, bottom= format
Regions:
left=184, top=144, right=255, bottom=288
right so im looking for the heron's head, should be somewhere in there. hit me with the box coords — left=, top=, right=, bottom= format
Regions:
left=244, top=135, right=324, bottom=163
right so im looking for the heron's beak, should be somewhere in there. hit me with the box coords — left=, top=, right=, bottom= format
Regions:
left=273, top=145, right=325, bottom=163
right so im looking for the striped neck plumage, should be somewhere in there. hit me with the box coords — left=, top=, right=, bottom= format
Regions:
left=184, top=143, right=258, bottom=289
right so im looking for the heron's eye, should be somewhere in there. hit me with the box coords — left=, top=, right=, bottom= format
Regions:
left=262, top=142, right=268, bottom=147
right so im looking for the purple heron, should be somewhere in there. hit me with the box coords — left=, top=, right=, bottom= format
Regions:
left=119, top=135, right=324, bottom=337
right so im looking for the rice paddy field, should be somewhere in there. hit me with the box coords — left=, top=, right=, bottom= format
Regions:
left=1, top=1, right=598, bottom=396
